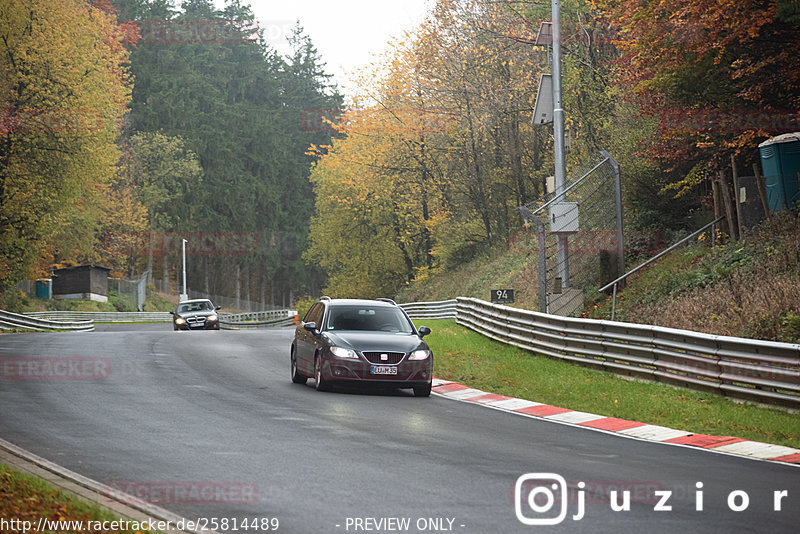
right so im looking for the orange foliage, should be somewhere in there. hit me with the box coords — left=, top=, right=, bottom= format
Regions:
left=597, top=0, right=800, bottom=166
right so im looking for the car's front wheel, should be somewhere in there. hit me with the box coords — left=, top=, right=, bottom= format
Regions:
left=314, top=356, right=330, bottom=392
left=413, top=382, right=432, bottom=397
left=291, top=349, right=307, bottom=384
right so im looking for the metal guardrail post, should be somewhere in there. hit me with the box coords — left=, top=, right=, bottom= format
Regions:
left=611, top=283, right=617, bottom=321
left=600, top=150, right=625, bottom=280
left=536, top=219, right=547, bottom=313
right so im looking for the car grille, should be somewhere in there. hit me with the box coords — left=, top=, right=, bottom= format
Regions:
left=187, top=316, right=206, bottom=325
left=362, top=352, right=405, bottom=365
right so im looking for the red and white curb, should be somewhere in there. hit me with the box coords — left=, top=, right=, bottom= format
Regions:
left=430, top=378, right=800, bottom=466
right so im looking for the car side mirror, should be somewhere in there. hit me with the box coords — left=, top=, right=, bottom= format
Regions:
left=169, top=311, right=175, bottom=316
left=215, top=306, right=222, bottom=310
left=303, top=322, right=318, bottom=333
left=418, top=326, right=431, bottom=338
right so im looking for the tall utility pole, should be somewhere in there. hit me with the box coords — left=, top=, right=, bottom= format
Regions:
left=180, top=238, right=188, bottom=302
left=552, top=0, right=569, bottom=288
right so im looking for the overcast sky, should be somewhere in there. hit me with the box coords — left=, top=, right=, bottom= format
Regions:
left=229, top=0, right=435, bottom=97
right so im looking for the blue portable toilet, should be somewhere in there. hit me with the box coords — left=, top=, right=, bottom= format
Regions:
left=35, top=279, right=51, bottom=299
left=758, top=132, right=800, bottom=213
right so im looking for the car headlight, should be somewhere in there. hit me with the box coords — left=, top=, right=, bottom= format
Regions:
left=207, top=314, right=218, bottom=321
left=409, top=349, right=430, bottom=360
left=175, top=317, right=186, bottom=325
left=330, top=346, right=358, bottom=359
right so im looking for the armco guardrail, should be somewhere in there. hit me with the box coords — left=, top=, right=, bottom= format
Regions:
left=454, top=297, right=800, bottom=408
left=25, top=311, right=171, bottom=323
left=26, top=309, right=298, bottom=329
left=1, top=310, right=94, bottom=332
left=219, top=310, right=297, bottom=329
left=399, top=300, right=458, bottom=320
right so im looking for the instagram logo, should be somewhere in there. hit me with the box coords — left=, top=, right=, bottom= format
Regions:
left=515, top=473, right=576, bottom=525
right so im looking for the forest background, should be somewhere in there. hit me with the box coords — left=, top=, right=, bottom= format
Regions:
left=1, top=0, right=798, bottom=310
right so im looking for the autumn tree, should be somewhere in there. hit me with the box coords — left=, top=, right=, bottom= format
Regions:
left=96, top=178, right=149, bottom=277
left=110, top=131, right=202, bottom=276
left=306, top=0, right=550, bottom=296
left=596, top=0, right=800, bottom=199
left=0, top=0, right=132, bottom=293
left=118, top=132, right=202, bottom=232
left=306, top=111, right=426, bottom=297
left=414, top=0, right=549, bottom=247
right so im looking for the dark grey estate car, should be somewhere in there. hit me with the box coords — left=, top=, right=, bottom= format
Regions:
left=170, top=299, right=221, bottom=330
left=291, top=297, right=433, bottom=396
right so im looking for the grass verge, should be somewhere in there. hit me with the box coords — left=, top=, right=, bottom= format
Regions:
left=424, top=319, right=800, bottom=448
left=0, top=463, right=151, bottom=533
left=2, top=285, right=177, bottom=315
left=588, top=212, right=800, bottom=342
left=396, top=247, right=541, bottom=311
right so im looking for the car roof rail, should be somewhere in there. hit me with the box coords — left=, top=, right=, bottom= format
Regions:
left=375, top=298, right=397, bottom=305
left=320, top=295, right=332, bottom=301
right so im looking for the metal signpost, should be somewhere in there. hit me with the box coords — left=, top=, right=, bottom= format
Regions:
left=491, top=289, right=515, bottom=304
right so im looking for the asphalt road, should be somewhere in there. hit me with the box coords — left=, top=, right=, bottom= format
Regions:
left=0, top=325, right=798, bottom=533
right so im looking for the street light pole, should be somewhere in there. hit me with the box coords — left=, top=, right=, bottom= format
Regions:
left=181, top=238, right=188, bottom=302
left=552, top=0, right=569, bottom=288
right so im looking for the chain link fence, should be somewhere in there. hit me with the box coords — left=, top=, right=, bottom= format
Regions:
left=519, top=151, right=624, bottom=316
left=111, top=271, right=149, bottom=312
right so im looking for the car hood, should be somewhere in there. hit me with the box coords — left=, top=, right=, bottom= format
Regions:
left=324, top=332, right=426, bottom=353
left=176, top=310, right=217, bottom=318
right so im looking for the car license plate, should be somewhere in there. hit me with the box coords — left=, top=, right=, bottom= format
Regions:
left=370, top=365, right=397, bottom=375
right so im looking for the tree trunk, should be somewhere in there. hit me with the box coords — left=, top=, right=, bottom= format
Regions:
left=147, top=232, right=154, bottom=282
left=243, top=263, right=250, bottom=308
left=511, top=113, right=526, bottom=206
left=203, top=256, right=209, bottom=293
left=718, top=169, right=739, bottom=240
left=731, top=155, right=744, bottom=237
left=260, top=272, right=266, bottom=307
left=711, top=179, right=721, bottom=246
left=751, top=163, right=770, bottom=221
left=162, top=250, right=169, bottom=294
left=462, top=85, right=492, bottom=242
left=421, top=192, right=433, bottom=269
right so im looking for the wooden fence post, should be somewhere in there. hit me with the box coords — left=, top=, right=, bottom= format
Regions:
left=718, top=169, right=739, bottom=240
left=711, top=178, right=721, bottom=245
left=752, top=163, right=771, bottom=220
left=731, top=155, right=744, bottom=237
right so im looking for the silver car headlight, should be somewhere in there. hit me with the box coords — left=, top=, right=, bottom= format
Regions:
left=330, top=346, right=358, bottom=359
left=408, top=349, right=430, bottom=360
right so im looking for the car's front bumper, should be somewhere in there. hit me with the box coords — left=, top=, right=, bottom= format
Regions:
left=174, top=320, right=219, bottom=330
left=319, top=357, right=432, bottom=387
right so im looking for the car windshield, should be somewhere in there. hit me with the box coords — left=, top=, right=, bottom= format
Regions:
left=326, top=305, right=414, bottom=334
left=178, top=301, right=213, bottom=313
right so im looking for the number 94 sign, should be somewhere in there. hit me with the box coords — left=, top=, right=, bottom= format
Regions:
left=491, top=289, right=514, bottom=304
